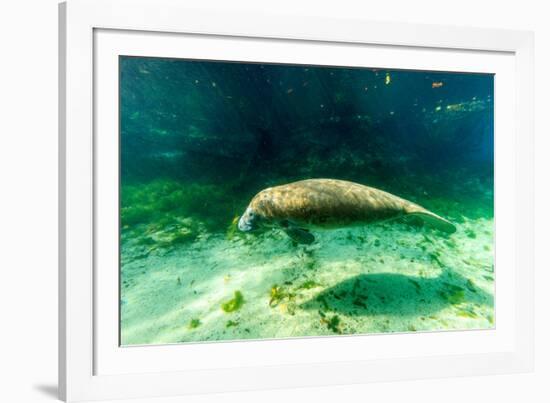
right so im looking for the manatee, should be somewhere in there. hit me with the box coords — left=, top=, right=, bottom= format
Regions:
left=237, top=179, right=456, bottom=244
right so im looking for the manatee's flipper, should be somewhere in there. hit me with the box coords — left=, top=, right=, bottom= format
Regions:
left=283, top=227, right=315, bottom=244
left=407, top=211, right=456, bottom=233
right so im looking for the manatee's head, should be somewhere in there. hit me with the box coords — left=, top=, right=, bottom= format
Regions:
left=237, top=206, right=261, bottom=232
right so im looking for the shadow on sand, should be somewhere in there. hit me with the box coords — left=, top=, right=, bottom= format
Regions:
left=300, top=271, right=493, bottom=318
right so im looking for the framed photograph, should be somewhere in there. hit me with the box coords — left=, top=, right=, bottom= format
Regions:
left=59, top=0, right=534, bottom=401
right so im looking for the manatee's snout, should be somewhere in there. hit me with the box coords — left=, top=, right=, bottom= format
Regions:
left=238, top=206, right=258, bottom=232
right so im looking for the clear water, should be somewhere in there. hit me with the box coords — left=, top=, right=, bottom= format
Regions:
left=119, top=57, right=494, bottom=345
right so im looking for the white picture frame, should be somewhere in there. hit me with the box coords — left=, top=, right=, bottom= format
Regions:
left=59, top=0, right=534, bottom=401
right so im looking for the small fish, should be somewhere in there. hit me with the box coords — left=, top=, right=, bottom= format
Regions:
left=385, top=73, right=391, bottom=85
left=286, top=88, right=294, bottom=94
left=432, top=81, right=444, bottom=88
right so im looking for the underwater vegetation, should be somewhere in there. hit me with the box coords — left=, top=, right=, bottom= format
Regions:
left=188, top=318, right=201, bottom=329
left=221, top=291, right=245, bottom=313
left=121, top=180, right=243, bottom=231
left=269, top=285, right=292, bottom=307
left=320, top=312, right=343, bottom=334
left=119, top=56, right=494, bottom=345
left=120, top=209, right=494, bottom=344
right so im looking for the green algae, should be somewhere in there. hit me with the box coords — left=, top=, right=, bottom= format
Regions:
left=188, top=318, right=201, bottom=329
left=269, top=285, right=295, bottom=308
left=225, top=215, right=241, bottom=240
left=297, top=280, right=321, bottom=290
left=269, top=285, right=284, bottom=307
left=429, top=252, right=444, bottom=268
left=221, top=291, right=244, bottom=313
left=439, top=283, right=466, bottom=305
left=444, top=239, right=457, bottom=249
left=121, top=204, right=155, bottom=227
left=465, top=229, right=477, bottom=239
left=465, top=279, right=477, bottom=293
left=408, top=279, right=422, bottom=293
left=457, top=309, right=477, bottom=319
left=422, top=234, right=434, bottom=244
left=121, top=179, right=246, bottom=232
left=320, top=312, right=342, bottom=334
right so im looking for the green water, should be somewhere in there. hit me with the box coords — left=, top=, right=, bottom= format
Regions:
left=119, top=57, right=494, bottom=345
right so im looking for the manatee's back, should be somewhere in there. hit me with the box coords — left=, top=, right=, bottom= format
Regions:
left=251, top=179, right=410, bottom=227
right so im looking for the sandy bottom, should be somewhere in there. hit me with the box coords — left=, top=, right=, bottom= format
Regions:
left=120, top=215, right=494, bottom=345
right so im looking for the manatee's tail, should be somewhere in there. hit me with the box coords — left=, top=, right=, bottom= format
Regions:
left=405, top=205, right=457, bottom=234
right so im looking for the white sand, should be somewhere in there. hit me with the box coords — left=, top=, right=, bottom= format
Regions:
left=120, top=217, right=494, bottom=345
